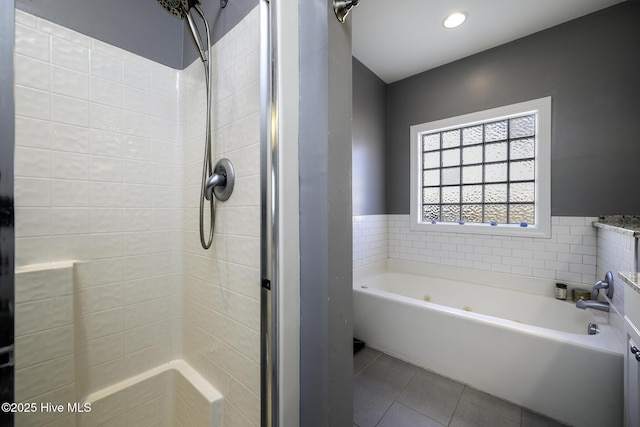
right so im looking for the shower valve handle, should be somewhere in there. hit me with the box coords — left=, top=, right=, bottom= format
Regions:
left=205, top=158, right=235, bottom=201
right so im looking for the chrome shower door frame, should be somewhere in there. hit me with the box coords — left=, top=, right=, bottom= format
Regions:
left=260, top=0, right=278, bottom=425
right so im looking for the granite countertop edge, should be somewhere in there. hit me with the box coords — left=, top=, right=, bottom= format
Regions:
left=619, top=271, right=640, bottom=294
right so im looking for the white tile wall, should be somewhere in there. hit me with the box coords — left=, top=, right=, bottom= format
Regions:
left=181, top=6, right=261, bottom=427
left=79, top=362, right=223, bottom=427
left=388, top=215, right=598, bottom=285
left=14, top=262, right=76, bottom=427
left=596, top=227, right=636, bottom=316
left=14, top=9, right=183, bottom=403
left=15, top=7, right=264, bottom=427
left=354, top=214, right=599, bottom=286
left=353, top=215, right=388, bottom=269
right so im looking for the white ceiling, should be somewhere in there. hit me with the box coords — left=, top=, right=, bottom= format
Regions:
left=352, top=0, right=625, bottom=83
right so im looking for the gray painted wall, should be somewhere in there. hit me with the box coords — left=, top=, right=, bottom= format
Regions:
left=299, top=0, right=353, bottom=425
left=353, top=57, right=386, bottom=215
left=0, top=1, right=15, bottom=421
left=15, top=0, right=257, bottom=69
left=385, top=2, right=640, bottom=216
left=182, top=0, right=258, bottom=67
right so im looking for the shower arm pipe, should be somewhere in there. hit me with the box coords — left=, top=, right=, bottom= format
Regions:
left=191, top=3, right=215, bottom=249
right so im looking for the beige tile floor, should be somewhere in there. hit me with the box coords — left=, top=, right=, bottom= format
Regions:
left=354, top=347, right=570, bottom=427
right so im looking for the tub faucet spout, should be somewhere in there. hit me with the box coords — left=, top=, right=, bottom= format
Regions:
left=575, top=297, right=609, bottom=312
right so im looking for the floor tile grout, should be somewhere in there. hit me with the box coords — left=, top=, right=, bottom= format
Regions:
left=354, top=347, right=571, bottom=427
left=372, top=363, right=419, bottom=427
left=446, top=384, right=467, bottom=427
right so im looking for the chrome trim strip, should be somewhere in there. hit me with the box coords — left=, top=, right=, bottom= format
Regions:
left=260, top=0, right=278, bottom=425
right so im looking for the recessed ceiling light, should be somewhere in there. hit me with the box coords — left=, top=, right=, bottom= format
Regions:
left=443, top=11, right=467, bottom=29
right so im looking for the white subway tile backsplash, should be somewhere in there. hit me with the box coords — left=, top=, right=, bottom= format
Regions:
left=596, top=226, right=635, bottom=316
left=366, top=215, right=599, bottom=286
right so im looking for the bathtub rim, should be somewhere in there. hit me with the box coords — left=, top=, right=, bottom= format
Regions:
left=354, top=259, right=625, bottom=356
left=355, top=258, right=596, bottom=297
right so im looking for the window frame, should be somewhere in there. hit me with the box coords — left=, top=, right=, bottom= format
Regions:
left=409, top=97, right=551, bottom=238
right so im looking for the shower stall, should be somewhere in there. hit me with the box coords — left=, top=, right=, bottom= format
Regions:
left=3, top=0, right=354, bottom=425
left=9, top=0, right=264, bottom=424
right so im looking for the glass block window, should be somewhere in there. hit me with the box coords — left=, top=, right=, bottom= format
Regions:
left=409, top=97, right=551, bottom=237
left=421, top=114, right=536, bottom=225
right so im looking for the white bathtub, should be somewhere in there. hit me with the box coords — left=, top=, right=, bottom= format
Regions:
left=353, top=259, right=624, bottom=427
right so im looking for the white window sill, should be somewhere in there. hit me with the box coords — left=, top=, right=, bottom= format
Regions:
left=409, top=220, right=551, bottom=238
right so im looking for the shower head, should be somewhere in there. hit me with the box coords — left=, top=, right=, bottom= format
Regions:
left=156, top=0, right=209, bottom=63
left=156, top=0, right=191, bottom=18
left=157, top=0, right=228, bottom=18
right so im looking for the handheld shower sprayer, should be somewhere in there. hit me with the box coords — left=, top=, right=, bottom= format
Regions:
left=185, top=10, right=208, bottom=63
left=156, top=0, right=234, bottom=249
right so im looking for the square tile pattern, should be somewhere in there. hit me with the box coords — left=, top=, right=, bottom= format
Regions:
left=354, top=347, right=570, bottom=427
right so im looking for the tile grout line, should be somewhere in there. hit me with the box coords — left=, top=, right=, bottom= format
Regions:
left=354, top=350, right=380, bottom=378
left=446, top=384, right=467, bottom=427
left=373, top=363, right=419, bottom=427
